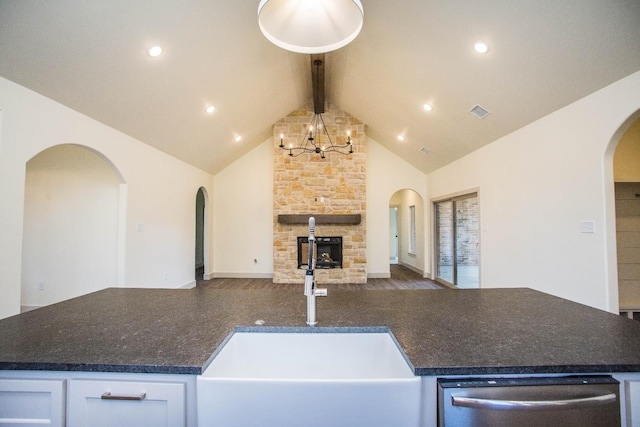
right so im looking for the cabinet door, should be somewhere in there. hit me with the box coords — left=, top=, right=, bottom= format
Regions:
left=68, top=379, right=185, bottom=427
left=627, top=380, right=640, bottom=427
left=0, top=378, right=65, bottom=427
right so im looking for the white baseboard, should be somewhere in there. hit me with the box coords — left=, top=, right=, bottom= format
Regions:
left=399, top=262, right=424, bottom=276
left=203, top=272, right=214, bottom=280
left=398, top=262, right=432, bottom=279
left=20, top=305, right=42, bottom=313
left=367, top=273, right=391, bottom=279
left=180, top=280, right=196, bottom=289
left=212, top=273, right=274, bottom=279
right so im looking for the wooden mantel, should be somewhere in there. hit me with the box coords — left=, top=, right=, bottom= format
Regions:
left=277, top=214, right=361, bottom=225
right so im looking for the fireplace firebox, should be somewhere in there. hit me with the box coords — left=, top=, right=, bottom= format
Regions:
left=297, top=236, right=342, bottom=269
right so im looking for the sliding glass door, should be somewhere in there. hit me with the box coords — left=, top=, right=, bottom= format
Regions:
left=435, top=193, right=479, bottom=288
left=435, top=200, right=454, bottom=283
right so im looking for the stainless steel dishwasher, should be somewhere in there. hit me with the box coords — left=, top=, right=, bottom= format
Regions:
left=437, top=376, right=620, bottom=426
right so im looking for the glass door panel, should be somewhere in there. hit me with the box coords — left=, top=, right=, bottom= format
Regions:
left=435, top=201, right=454, bottom=284
left=454, top=196, right=479, bottom=288
left=435, top=194, right=479, bottom=288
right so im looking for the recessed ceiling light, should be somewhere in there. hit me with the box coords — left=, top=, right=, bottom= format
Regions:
left=423, top=103, right=433, bottom=112
left=473, top=41, right=489, bottom=54
left=397, top=135, right=405, bottom=141
left=148, top=46, right=163, bottom=57
left=234, top=135, right=242, bottom=142
left=205, top=105, right=216, bottom=114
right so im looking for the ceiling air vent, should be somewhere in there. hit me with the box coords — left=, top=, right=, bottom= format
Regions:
left=419, top=147, right=431, bottom=155
left=469, top=104, right=490, bottom=119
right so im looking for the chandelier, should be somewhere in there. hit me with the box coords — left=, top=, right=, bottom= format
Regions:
left=279, top=55, right=353, bottom=159
left=257, top=0, right=364, bottom=54
left=279, top=113, right=353, bottom=159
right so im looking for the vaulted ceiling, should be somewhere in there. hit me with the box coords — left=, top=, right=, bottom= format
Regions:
left=1, top=1, right=639, bottom=174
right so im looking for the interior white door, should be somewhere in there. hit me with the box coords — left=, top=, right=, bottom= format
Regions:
left=389, top=206, right=399, bottom=264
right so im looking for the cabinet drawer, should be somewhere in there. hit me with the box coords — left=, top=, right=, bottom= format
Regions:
left=68, top=379, right=186, bottom=427
left=0, top=378, right=65, bottom=427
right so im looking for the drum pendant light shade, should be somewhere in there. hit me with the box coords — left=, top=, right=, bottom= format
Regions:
left=257, top=0, right=364, bottom=54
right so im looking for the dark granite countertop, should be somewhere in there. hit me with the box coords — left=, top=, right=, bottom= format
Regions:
left=1, top=287, right=640, bottom=376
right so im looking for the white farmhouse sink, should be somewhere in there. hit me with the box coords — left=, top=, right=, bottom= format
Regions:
left=197, top=331, right=421, bottom=427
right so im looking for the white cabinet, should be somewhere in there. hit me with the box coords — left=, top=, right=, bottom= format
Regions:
left=628, top=380, right=640, bottom=427
left=0, top=378, right=65, bottom=427
left=0, top=371, right=196, bottom=427
left=68, top=379, right=186, bottom=427
left=615, top=373, right=640, bottom=427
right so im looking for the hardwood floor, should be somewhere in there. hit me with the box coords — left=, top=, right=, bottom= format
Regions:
left=196, top=264, right=443, bottom=290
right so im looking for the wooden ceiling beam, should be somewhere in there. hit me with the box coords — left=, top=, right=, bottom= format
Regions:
left=310, top=54, right=325, bottom=114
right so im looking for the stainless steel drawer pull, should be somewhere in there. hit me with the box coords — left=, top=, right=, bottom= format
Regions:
left=101, top=391, right=147, bottom=401
left=451, top=392, right=617, bottom=410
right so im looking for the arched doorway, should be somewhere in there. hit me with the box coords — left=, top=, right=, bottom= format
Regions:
left=195, top=187, right=208, bottom=281
left=389, top=189, right=425, bottom=276
left=611, top=115, right=640, bottom=318
left=21, top=144, right=123, bottom=311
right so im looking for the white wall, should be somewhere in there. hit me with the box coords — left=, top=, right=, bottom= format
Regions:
left=8, top=71, right=637, bottom=317
left=0, top=77, right=214, bottom=319
left=22, top=145, right=120, bottom=307
left=427, top=71, right=640, bottom=311
left=366, top=139, right=428, bottom=278
left=211, top=136, right=428, bottom=279
left=390, top=190, right=425, bottom=274
left=213, top=139, right=274, bottom=277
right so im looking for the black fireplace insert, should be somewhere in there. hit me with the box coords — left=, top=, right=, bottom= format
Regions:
left=297, top=236, right=342, bottom=269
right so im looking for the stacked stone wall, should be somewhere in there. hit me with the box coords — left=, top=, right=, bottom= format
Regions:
left=273, top=105, right=367, bottom=284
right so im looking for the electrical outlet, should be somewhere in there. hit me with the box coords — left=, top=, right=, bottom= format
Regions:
left=38, top=282, right=45, bottom=291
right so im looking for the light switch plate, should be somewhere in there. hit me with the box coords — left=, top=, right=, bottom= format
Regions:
left=580, top=221, right=595, bottom=233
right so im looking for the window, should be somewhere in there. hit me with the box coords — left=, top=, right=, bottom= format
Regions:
left=409, top=205, right=416, bottom=254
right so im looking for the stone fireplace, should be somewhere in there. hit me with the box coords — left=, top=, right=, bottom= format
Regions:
left=273, top=105, right=367, bottom=284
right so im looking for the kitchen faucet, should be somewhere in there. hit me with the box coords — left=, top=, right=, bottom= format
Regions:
left=304, top=217, right=327, bottom=325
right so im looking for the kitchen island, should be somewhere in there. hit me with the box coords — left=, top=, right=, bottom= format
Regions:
left=1, top=287, right=640, bottom=426
left=1, top=287, right=640, bottom=375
